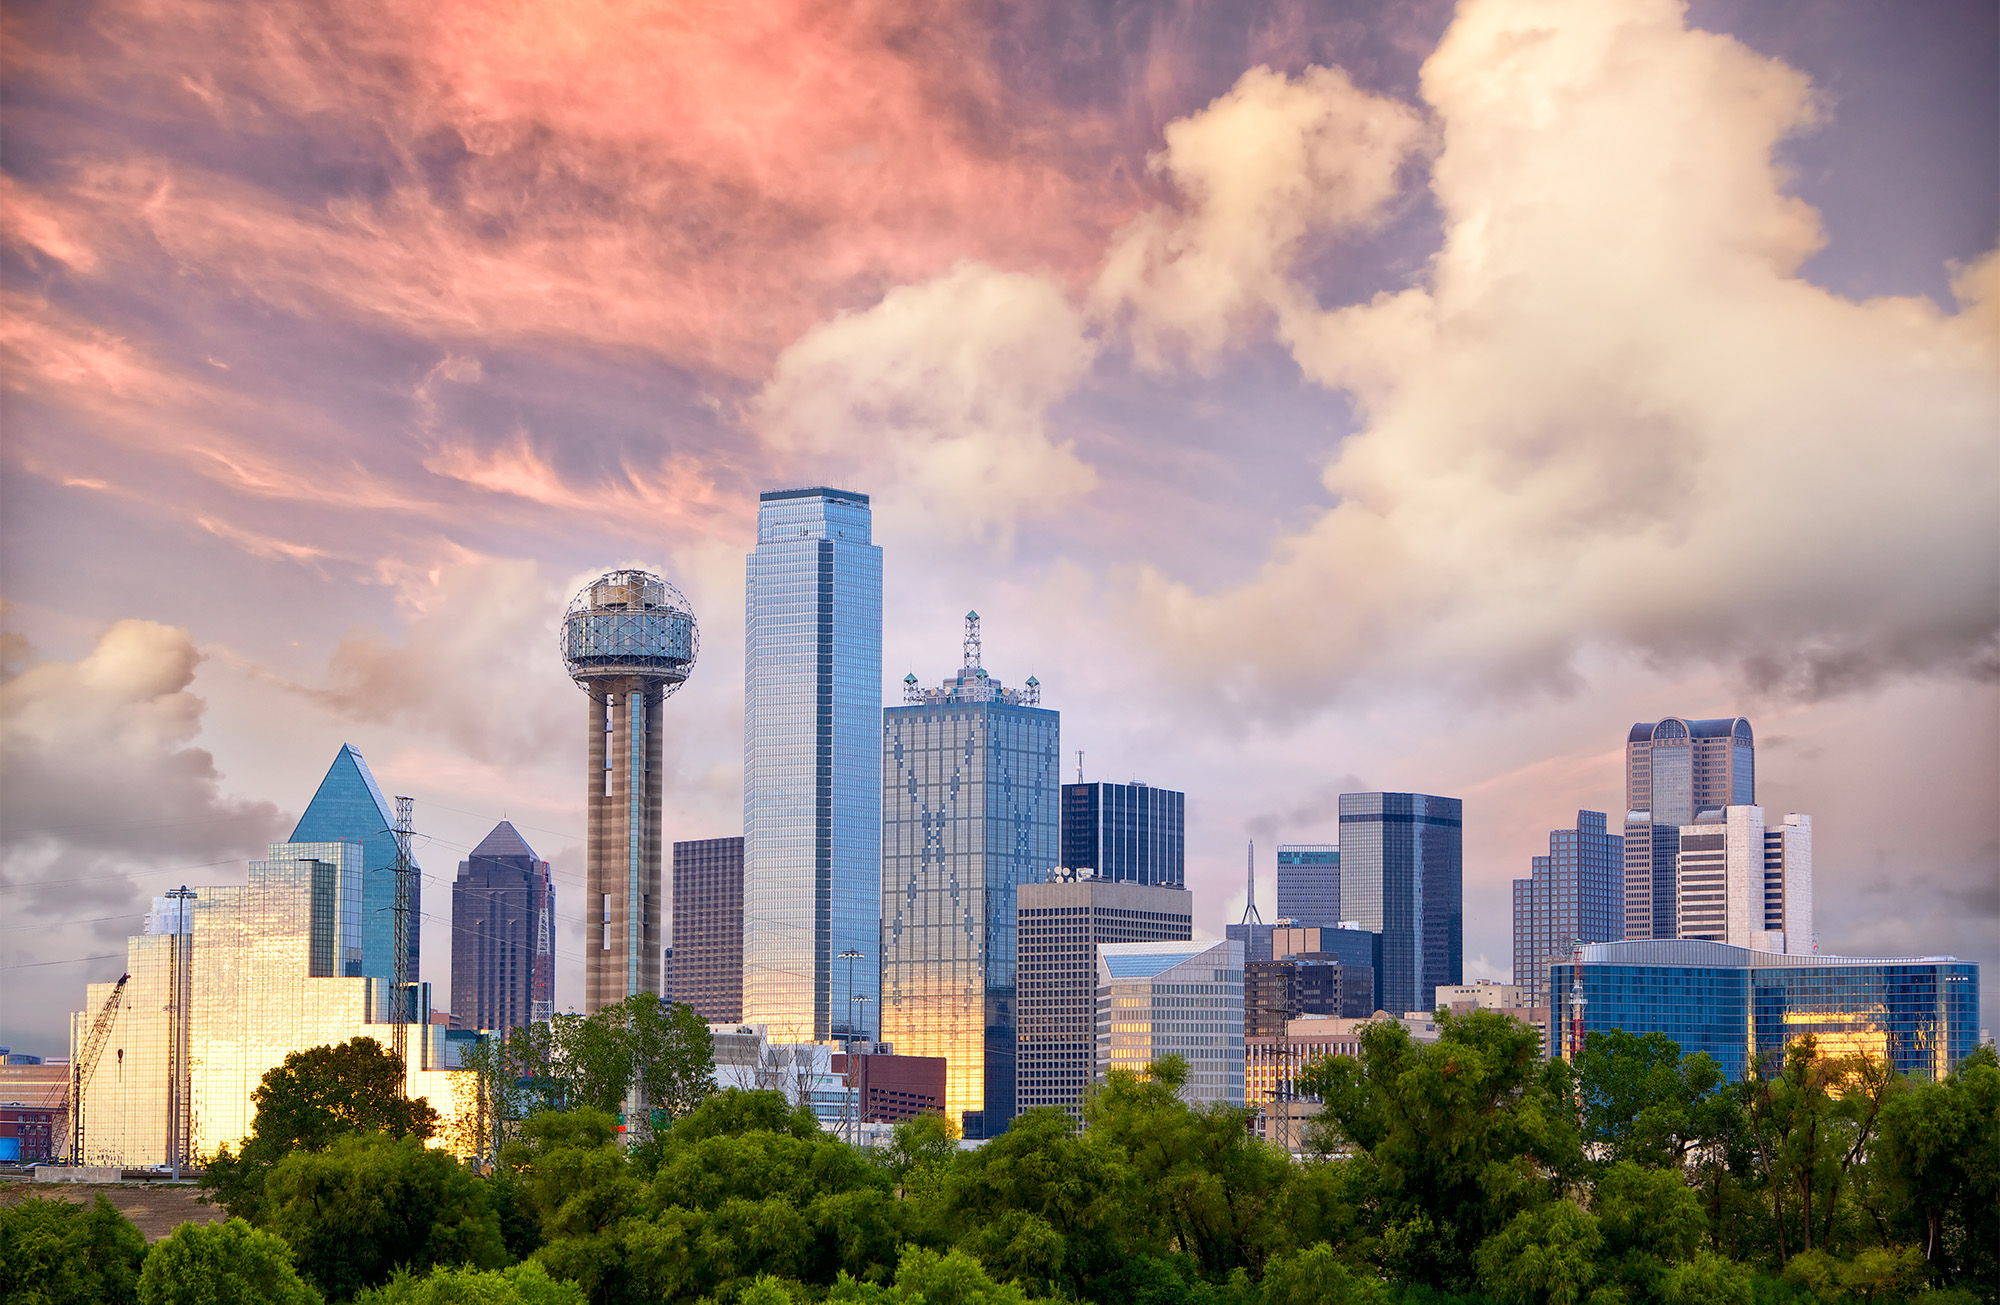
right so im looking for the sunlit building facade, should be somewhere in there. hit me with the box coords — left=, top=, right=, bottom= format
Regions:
left=450, top=821, right=554, bottom=1034
left=1096, top=939, right=1245, bottom=1107
left=1674, top=807, right=1813, bottom=953
left=881, top=614, right=1059, bottom=1138
left=1550, top=939, right=1978, bottom=1082
left=290, top=744, right=417, bottom=982
left=70, top=840, right=473, bottom=1168
left=744, top=488, right=882, bottom=1042
left=1339, top=792, right=1463, bottom=1015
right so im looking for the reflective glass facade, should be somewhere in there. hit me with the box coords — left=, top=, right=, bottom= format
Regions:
left=882, top=650, right=1059, bottom=1138
left=72, top=841, right=472, bottom=1167
left=1276, top=844, right=1340, bottom=928
left=1059, top=782, right=1185, bottom=887
left=1338, top=792, right=1462, bottom=1014
left=289, top=745, right=417, bottom=982
left=1095, top=940, right=1245, bottom=1107
left=450, top=822, right=554, bottom=1033
left=744, top=489, right=882, bottom=1042
left=1550, top=940, right=1980, bottom=1082
left=1511, top=810, right=1623, bottom=1008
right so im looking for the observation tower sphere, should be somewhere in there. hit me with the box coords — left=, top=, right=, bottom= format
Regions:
left=559, top=567, right=697, bottom=1015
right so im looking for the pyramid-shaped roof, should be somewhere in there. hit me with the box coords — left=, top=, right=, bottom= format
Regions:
left=290, top=743, right=394, bottom=844
left=470, top=820, right=539, bottom=862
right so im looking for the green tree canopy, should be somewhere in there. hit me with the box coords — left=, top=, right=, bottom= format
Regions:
left=1575, top=1029, right=1730, bottom=1168
left=138, top=1217, right=322, bottom=1305
left=0, top=1194, right=146, bottom=1305
left=351, top=1262, right=582, bottom=1305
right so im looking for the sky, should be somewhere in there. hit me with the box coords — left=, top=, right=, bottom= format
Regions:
left=2, top=0, right=1995, bottom=1056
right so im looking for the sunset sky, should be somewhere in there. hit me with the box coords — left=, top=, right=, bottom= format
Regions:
left=3, top=0, right=1995, bottom=1054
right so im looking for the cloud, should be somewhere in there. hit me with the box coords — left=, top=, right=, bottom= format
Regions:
left=752, top=261, right=1100, bottom=550
left=1107, top=0, right=1999, bottom=714
left=1094, top=64, right=1428, bottom=371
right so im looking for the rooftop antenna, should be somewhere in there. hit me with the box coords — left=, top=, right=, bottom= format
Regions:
left=1076, top=750, right=1084, bottom=784
left=1240, top=840, right=1263, bottom=925
left=963, top=610, right=981, bottom=671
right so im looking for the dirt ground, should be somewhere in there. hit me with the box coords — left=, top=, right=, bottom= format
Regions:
left=0, top=1180, right=225, bottom=1242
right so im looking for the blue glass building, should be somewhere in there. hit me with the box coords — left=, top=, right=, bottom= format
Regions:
left=1551, top=939, right=1980, bottom=1082
left=1277, top=844, right=1340, bottom=927
left=1338, top=792, right=1462, bottom=1015
left=290, top=745, right=415, bottom=982
left=744, top=488, right=882, bottom=1042
left=1060, top=781, right=1184, bottom=887
left=882, top=614, right=1059, bottom=1138
left=1511, top=811, right=1624, bottom=1008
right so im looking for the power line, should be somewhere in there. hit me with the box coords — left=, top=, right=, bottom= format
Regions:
left=0, top=953, right=123, bottom=971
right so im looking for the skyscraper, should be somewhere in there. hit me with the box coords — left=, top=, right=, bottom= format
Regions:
left=1060, top=781, right=1185, bottom=887
left=1096, top=939, right=1245, bottom=1107
left=1623, top=717, right=1753, bottom=940
left=744, top=488, right=883, bottom=1043
left=560, top=569, right=698, bottom=1013
left=669, top=836, right=744, bottom=1022
left=290, top=744, right=417, bottom=982
left=1674, top=807, right=1812, bottom=952
left=1276, top=844, right=1340, bottom=927
left=1016, top=876, right=1191, bottom=1117
left=1510, top=810, right=1624, bottom=1009
left=882, top=613, right=1059, bottom=1138
left=450, top=822, right=554, bottom=1033
left=1338, top=792, right=1463, bottom=1014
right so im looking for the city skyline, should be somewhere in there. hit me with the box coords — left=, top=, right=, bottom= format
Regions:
left=3, top=0, right=1995, bottom=1054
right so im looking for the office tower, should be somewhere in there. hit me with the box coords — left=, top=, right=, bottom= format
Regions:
left=290, top=744, right=417, bottom=982
left=1339, top=792, right=1463, bottom=1014
left=1060, top=782, right=1185, bottom=887
left=1017, top=877, right=1192, bottom=1116
left=670, top=837, right=744, bottom=1021
left=450, top=822, right=554, bottom=1034
left=1272, top=923, right=1383, bottom=1013
left=561, top=569, right=698, bottom=1014
left=882, top=613, right=1058, bottom=1138
left=69, top=840, right=475, bottom=1167
left=1245, top=956, right=1354, bottom=1035
left=1276, top=844, right=1340, bottom=927
left=1674, top=807, right=1812, bottom=952
left=1553, top=940, right=1978, bottom=1081
left=744, top=488, right=883, bottom=1042
left=1623, top=717, right=1753, bottom=940
left=1095, top=939, right=1245, bottom=1107
left=1510, top=811, right=1624, bottom=1009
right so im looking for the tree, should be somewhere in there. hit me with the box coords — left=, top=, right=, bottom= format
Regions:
left=1575, top=1029, right=1729, bottom=1168
left=138, top=1218, right=322, bottom=1305
left=1473, top=1202, right=1603, bottom=1305
left=265, top=1133, right=507, bottom=1301
left=608, top=994, right=715, bottom=1125
left=1261, top=1243, right=1388, bottom=1305
left=1742, top=1038, right=1897, bottom=1264
left=0, top=1194, right=146, bottom=1305
left=201, top=1037, right=438, bottom=1223
left=350, top=1262, right=582, bottom=1305
left=1867, top=1043, right=1998, bottom=1293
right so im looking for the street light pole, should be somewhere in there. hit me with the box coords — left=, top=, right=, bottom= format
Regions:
left=838, top=949, right=864, bottom=1145
left=850, top=994, right=870, bottom=1146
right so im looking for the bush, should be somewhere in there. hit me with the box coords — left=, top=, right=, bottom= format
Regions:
left=0, top=1194, right=146, bottom=1305
left=351, top=1262, right=581, bottom=1304
left=138, top=1218, right=322, bottom=1305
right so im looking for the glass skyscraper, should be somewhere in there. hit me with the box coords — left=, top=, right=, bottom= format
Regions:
left=289, top=744, right=417, bottom=983
left=1551, top=939, right=1979, bottom=1082
left=450, top=821, right=554, bottom=1034
left=1059, top=781, right=1184, bottom=887
left=1276, top=844, right=1340, bottom=926
left=882, top=614, right=1059, bottom=1138
left=1511, top=810, right=1624, bottom=1009
left=1339, top=791, right=1462, bottom=1015
left=1095, top=939, right=1245, bottom=1107
left=1624, top=717, right=1754, bottom=940
left=744, top=488, right=882, bottom=1043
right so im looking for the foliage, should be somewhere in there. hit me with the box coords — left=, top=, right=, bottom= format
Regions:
left=138, top=1218, right=322, bottom=1305
left=351, top=1262, right=582, bottom=1305
left=1576, top=1030, right=1731, bottom=1168
left=1864, top=1044, right=1998, bottom=1295
left=1261, top=1243, right=1390, bottom=1305
left=201, top=1037, right=437, bottom=1222
left=265, top=1133, right=507, bottom=1301
left=1473, top=1202, right=1604, bottom=1305
left=827, top=1245, right=1039, bottom=1305
left=0, top=1193, right=146, bottom=1305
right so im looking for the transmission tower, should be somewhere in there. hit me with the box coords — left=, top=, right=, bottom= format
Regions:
left=393, top=796, right=415, bottom=1079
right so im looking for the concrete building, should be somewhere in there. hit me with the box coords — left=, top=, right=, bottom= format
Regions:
left=1059, top=781, right=1185, bottom=887
left=1339, top=792, right=1463, bottom=1015
left=1674, top=808, right=1813, bottom=953
left=669, top=836, right=744, bottom=1022
left=560, top=570, right=698, bottom=1012
left=1016, top=876, right=1191, bottom=1117
left=1096, top=939, right=1245, bottom=1107
left=1511, top=810, right=1624, bottom=1009
left=1551, top=940, right=1977, bottom=1080
left=450, top=821, right=554, bottom=1034
left=882, top=613, right=1059, bottom=1138
left=1623, top=717, right=1754, bottom=940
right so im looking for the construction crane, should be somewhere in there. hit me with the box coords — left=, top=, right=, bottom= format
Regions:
left=70, top=974, right=128, bottom=1166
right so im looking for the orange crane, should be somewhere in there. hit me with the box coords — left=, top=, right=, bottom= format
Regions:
left=69, top=974, right=128, bottom=1166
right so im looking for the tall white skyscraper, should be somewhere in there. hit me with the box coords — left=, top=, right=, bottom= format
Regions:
left=744, top=488, right=883, bottom=1042
left=1675, top=806, right=1813, bottom=953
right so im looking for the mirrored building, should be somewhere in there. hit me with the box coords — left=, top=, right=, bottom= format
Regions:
left=290, top=744, right=417, bottom=982
left=882, top=613, right=1059, bottom=1138
left=1276, top=844, right=1340, bottom=928
left=1060, top=781, right=1184, bottom=887
left=744, top=488, right=882, bottom=1042
left=1511, top=810, right=1624, bottom=1009
left=1339, top=791, right=1462, bottom=1015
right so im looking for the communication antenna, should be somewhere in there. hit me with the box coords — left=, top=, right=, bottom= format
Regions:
left=962, top=610, right=981, bottom=671
left=392, top=797, right=415, bottom=1079
left=1076, top=750, right=1084, bottom=784
left=1240, top=841, right=1263, bottom=925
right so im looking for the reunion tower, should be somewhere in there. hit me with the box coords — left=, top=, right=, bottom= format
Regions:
left=560, top=569, right=698, bottom=1013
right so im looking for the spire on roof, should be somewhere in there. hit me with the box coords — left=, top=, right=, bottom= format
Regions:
left=470, top=820, right=539, bottom=862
